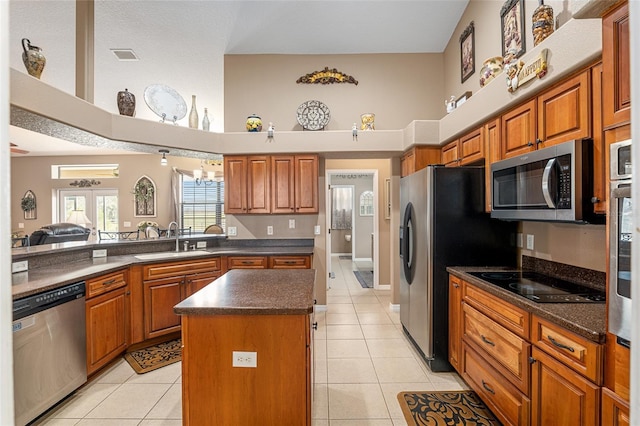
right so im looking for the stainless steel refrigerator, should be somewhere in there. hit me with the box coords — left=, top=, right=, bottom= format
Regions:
left=399, top=165, right=517, bottom=372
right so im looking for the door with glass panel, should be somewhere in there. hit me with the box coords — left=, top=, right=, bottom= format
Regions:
left=58, top=189, right=119, bottom=238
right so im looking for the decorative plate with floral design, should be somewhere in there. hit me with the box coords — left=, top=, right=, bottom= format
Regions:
left=296, top=100, right=330, bottom=130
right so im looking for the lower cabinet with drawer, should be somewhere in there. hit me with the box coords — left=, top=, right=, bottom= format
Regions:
left=450, top=274, right=604, bottom=426
left=228, top=254, right=312, bottom=270
left=85, top=269, right=129, bottom=375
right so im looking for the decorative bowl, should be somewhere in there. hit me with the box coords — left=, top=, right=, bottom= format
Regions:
left=479, top=57, right=504, bottom=87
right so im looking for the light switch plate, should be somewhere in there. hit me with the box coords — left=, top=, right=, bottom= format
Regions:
left=196, top=241, right=207, bottom=249
left=289, top=219, right=296, bottom=229
left=232, top=351, right=257, bottom=368
left=314, top=225, right=321, bottom=235
left=228, top=226, right=237, bottom=236
left=123, top=221, right=131, bottom=227
left=93, top=249, right=107, bottom=258
left=267, top=226, right=274, bottom=235
left=526, top=234, right=534, bottom=250
left=12, top=260, right=28, bottom=273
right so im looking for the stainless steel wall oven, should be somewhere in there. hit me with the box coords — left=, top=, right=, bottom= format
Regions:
left=609, top=139, right=632, bottom=344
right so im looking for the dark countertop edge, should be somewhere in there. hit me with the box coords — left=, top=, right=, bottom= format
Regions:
left=447, top=266, right=606, bottom=344
left=174, top=306, right=314, bottom=316
left=12, top=246, right=314, bottom=300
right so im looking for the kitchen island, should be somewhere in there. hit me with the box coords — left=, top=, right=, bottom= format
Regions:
left=174, top=269, right=316, bottom=426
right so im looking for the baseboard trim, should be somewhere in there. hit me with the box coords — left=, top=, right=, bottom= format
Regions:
left=389, top=303, right=400, bottom=312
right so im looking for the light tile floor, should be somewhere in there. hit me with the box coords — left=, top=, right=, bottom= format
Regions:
left=34, top=256, right=468, bottom=425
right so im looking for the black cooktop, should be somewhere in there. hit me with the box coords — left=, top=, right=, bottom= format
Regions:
left=466, top=271, right=605, bottom=303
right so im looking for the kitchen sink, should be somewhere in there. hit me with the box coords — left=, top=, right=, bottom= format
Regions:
left=134, top=250, right=211, bottom=260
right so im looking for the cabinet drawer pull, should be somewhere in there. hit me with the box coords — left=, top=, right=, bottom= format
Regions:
left=481, top=380, right=495, bottom=395
left=284, top=261, right=296, bottom=264
left=452, top=283, right=460, bottom=288
left=527, top=141, right=534, bottom=147
left=547, top=335, right=575, bottom=352
left=312, top=322, right=318, bottom=330
left=102, top=279, right=116, bottom=286
left=481, top=335, right=495, bottom=347
left=242, top=261, right=254, bottom=265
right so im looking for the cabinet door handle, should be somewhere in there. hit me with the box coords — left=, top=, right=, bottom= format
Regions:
left=312, top=322, right=318, bottom=330
left=481, top=380, right=495, bottom=394
left=536, top=138, right=543, bottom=145
left=591, top=197, right=600, bottom=204
left=547, top=335, right=575, bottom=352
left=481, top=335, right=495, bottom=347
left=102, top=279, right=116, bottom=286
left=452, top=283, right=460, bottom=288
left=527, top=141, right=534, bottom=147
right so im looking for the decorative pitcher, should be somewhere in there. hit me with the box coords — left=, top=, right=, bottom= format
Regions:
left=117, top=88, right=136, bottom=116
left=360, top=113, right=375, bottom=131
left=246, top=114, right=263, bottom=132
left=21, top=38, right=46, bottom=79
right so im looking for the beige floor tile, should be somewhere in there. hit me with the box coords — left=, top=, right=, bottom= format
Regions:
left=380, top=383, right=441, bottom=419
left=326, top=325, right=364, bottom=340
left=351, top=295, right=380, bottom=304
left=139, top=421, right=183, bottom=426
left=86, top=383, right=171, bottom=419
left=34, top=419, right=80, bottom=426
left=328, top=383, right=390, bottom=419
left=50, top=383, right=120, bottom=419
left=330, top=420, right=394, bottom=426
left=328, top=358, right=378, bottom=384
left=327, top=295, right=353, bottom=304
left=357, top=312, right=393, bottom=325
left=315, top=338, right=328, bottom=359
left=372, top=358, right=430, bottom=383
left=126, top=362, right=181, bottom=384
left=366, top=339, right=414, bottom=358
left=315, top=356, right=328, bottom=384
left=354, top=303, right=386, bottom=313
left=327, top=339, right=370, bottom=358
left=312, top=383, right=329, bottom=419
left=76, top=420, right=141, bottom=425
left=432, top=381, right=470, bottom=391
left=391, top=418, right=410, bottom=426
left=312, top=420, right=329, bottom=426
left=93, top=359, right=135, bottom=384
left=424, top=371, right=468, bottom=387
left=361, top=325, right=403, bottom=339
left=327, top=312, right=360, bottom=325
left=328, top=304, right=357, bottom=314
left=146, top=383, right=182, bottom=419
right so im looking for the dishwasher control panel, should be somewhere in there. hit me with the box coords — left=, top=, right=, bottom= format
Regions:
left=13, top=281, right=85, bottom=321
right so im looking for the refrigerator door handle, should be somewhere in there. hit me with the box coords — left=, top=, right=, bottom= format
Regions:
left=402, top=202, right=416, bottom=284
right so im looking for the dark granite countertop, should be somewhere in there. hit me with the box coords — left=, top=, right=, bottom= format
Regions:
left=174, top=269, right=316, bottom=315
left=447, top=266, right=606, bottom=344
left=12, top=245, right=314, bottom=300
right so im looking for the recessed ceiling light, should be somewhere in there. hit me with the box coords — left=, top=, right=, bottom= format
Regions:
left=111, top=49, right=139, bottom=61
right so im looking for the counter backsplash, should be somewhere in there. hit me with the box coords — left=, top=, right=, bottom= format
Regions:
left=522, top=255, right=605, bottom=292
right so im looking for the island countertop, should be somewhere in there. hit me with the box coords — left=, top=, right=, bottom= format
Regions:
left=174, top=269, right=316, bottom=316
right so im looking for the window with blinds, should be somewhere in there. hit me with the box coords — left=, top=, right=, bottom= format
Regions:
left=181, top=175, right=225, bottom=232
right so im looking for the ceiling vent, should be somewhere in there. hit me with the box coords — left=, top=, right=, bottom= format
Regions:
left=111, top=49, right=139, bottom=61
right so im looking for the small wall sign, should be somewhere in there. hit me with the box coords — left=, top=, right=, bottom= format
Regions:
left=296, top=67, right=358, bottom=85
left=505, top=49, right=549, bottom=93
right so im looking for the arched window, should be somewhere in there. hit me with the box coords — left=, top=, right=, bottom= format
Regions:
left=359, top=190, right=374, bottom=216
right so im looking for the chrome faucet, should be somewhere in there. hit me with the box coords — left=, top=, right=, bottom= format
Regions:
left=167, top=221, right=179, bottom=252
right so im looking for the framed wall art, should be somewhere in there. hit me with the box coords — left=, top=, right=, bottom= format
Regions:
left=501, top=0, right=526, bottom=59
left=460, top=21, right=475, bottom=83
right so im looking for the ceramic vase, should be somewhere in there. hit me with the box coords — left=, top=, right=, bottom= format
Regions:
left=360, top=113, right=375, bottom=131
left=117, top=88, right=136, bottom=116
left=246, top=114, right=262, bottom=132
left=479, top=57, right=504, bottom=87
left=21, top=38, right=46, bottom=79
left=189, top=95, right=199, bottom=129
left=202, top=108, right=210, bottom=131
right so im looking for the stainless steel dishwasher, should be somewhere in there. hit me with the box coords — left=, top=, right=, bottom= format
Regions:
left=12, top=281, right=87, bottom=426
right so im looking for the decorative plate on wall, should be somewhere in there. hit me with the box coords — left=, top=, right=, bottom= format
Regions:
left=143, top=84, right=187, bottom=123
left=296, top=100, right=331, bottom=130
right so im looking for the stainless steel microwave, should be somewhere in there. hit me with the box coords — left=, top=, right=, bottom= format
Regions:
left=491, top=138, right=599, bottom=223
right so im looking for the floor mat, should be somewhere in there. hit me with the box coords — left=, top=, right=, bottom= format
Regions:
left=124, top=339, right=182, bottom=374
left=338, top=255, right=352, bottom=260
left=397, top=391, right=501, bottom=425
left=353, top=270, right=373, bottom=288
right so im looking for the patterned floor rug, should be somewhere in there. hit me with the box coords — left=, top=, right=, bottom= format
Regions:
left=353, top=270, right=373, bottom=288
left=124, top=339, right=182, bottom=374
left=397, top=391, right=501, bottom=425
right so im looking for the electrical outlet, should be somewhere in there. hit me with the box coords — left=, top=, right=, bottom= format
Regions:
left=228, top=226, right=237, bottom=236
left=93, top=249, right=107, bottom=258
left=526, top=234, right=534, bottom=250
left=196, top=241, right=207, bottom=249
left=123, top=221, right=131, bottom=227
left=314, top=225, right=321, bottom=235
left=232, top=351, right=257, bottom=368
left=12, top=260, right=28, bottom=273
left=289, top=219, right=296, bottom=229
left=267, top=226, right=274, bottom=235
left=18, top=222, right=24, bottom=229
left=517, top=233, right=523, bottom=248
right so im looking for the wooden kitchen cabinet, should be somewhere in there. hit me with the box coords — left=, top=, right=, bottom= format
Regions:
left=227, top=255, right=268, bottom=269
left=228, top=255, right=312, bottom=270
left=448, top=275, right=462, bottom=372
left=400, top=146, right=440, bottom=176
left=501, top=70, right=591, bottom=159
left=224, top=155, right=270, bottom=214
left=530, top=346, right=600, bottom=426
left=602, top=1, right=630, bottom=129
left=484, top=118, right=501, bottom=212
left=142, top=257, right=222, bottom=340
left=601, top=387, right=630, bottom=426
left=441, top=127, right=485, bottom=167
left=271, top=154, right=318, bottom=214
left=269, top=255, right=312, bottom=269
left=85, top=269, right=129, bottom=375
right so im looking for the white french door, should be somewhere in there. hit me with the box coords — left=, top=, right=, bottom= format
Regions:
left=58, top=189, right=119, bottom=238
